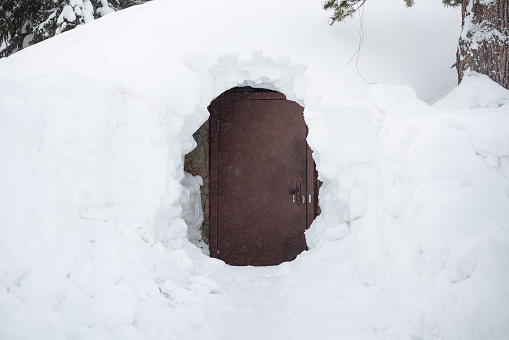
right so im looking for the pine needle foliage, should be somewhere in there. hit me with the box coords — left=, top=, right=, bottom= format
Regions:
left=0, top=0, right=149, bottom=58
left=323, top=0, right=461, bottom=25
left=322, top=0, right=366, bottom=24
left=0, top=0, right=51, bottom=57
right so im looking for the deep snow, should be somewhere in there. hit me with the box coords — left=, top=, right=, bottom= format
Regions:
left=1, top=0, right=509, bottom=339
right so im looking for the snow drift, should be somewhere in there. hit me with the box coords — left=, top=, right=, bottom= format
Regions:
left=1, top=0, right=508, bottom=339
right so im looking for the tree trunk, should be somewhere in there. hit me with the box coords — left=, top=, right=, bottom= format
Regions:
left=457, top=0, right=509, bottom=89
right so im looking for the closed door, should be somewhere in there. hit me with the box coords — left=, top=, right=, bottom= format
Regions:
left=209, top=88, right=315, bottom=266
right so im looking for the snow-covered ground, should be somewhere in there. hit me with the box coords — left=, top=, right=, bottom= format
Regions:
left=1, top=0, right=509, bottom=339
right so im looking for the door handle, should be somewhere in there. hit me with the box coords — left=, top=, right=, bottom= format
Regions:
left=288, top=188, right=299, bottom=195
left=289, top=180, right=302, bottom=205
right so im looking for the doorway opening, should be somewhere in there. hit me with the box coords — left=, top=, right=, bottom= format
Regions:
left=184, top=86, right=320, bottom=266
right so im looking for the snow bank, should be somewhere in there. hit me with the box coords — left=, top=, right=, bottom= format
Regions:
left=367, top=82, right=509, bottom=338
left=2, top=0, right=508, bottom=339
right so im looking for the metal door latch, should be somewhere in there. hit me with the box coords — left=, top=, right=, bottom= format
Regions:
left=289, top=180, right=302, bottom=205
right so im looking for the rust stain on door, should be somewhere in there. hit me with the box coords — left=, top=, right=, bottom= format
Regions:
left=209, top=87, right=316, bottom=266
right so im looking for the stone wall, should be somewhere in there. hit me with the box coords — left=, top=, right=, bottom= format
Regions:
left=184, top=120, right=210, bottom=244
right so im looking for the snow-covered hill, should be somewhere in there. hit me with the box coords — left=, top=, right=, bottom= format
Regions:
left=1, top=0, right=508, bottom=339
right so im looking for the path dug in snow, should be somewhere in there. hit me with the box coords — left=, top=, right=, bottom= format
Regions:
left=206, top=242, right=405, bottom=340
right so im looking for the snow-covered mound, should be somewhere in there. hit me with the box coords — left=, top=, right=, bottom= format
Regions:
left=1, top=0, right=508, bottom=339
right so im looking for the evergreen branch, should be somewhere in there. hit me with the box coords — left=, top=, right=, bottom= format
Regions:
left=324, top=0, right=461, bottom=25
left=0, top=0, right=151, bottom=59
left=323, top=0, right=367, bottom=25
left=442, top=0, right=462, bottom=7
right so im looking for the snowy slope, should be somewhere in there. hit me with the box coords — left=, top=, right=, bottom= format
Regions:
left=1, top=0, right=509, bottom=339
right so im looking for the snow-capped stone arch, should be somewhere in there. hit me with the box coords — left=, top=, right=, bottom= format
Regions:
left=175, top=52, right=379, bottom=253
left=178, top=54, right=314, bottom=251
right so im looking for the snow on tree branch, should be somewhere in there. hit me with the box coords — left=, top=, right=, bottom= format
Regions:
left=0, top=0, right=149, bottom=58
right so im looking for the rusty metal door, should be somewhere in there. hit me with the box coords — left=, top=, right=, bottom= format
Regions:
left=209, top=88, right=315, bottom=266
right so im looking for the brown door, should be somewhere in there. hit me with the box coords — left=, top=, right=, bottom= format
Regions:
left=209, top=88, right=315, bottom=266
